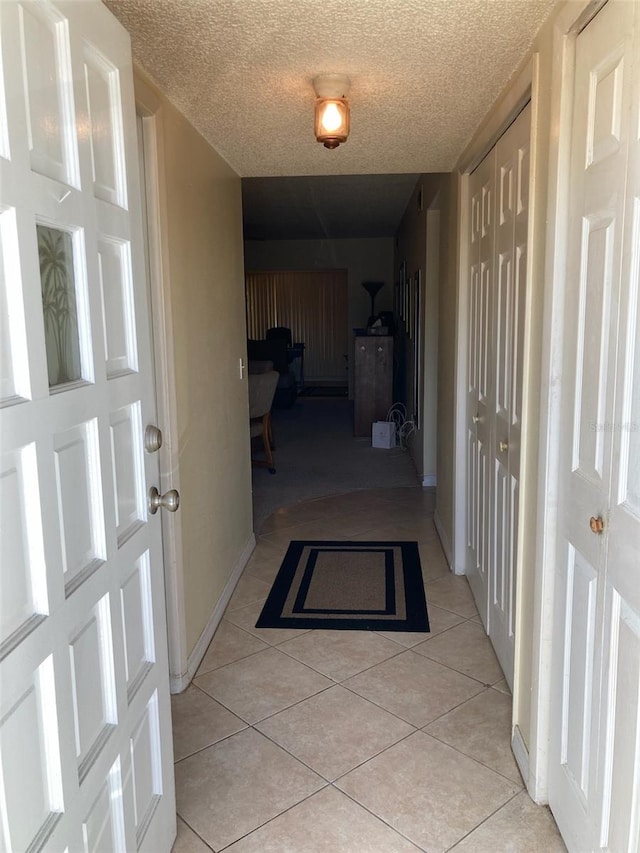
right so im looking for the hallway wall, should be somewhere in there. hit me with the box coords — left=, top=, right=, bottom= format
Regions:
left=394, top=175, right=447, bottom=483
left=244, top=237, right=395, bottom=392
left=134, top=72, right=253, bottom=665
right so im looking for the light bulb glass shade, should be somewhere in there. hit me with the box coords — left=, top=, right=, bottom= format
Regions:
left=314, top=97, right=349, bottom=148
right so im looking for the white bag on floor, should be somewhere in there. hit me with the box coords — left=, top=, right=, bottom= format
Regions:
left=372, top=421, right=396, bottom=449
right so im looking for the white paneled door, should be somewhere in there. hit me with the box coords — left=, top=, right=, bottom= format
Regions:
left=466, top=105, right=530, bottom=687
left=0, top=2, right=176, bottom=851
left=548, top=1, right=640, bottom=850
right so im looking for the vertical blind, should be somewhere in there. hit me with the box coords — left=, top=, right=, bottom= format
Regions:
left=245, top=270, right=348, bottom=382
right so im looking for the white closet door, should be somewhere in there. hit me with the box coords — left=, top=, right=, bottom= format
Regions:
left=548, top=1, right=639, bottom=849
left=465, top=105, right=530, bottom=687
left=490, top=105, right=530, bottom=684
left=0, top=2, right=176, bottom=850
left=466, top=148, right=495, bottom=628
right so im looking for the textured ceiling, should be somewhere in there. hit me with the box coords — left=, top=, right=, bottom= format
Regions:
left=105, top=0, right=558, bottom=178
left=242, top=174, right=421, bottom=239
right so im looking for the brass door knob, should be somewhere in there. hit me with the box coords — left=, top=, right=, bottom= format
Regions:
left=499, top=440, right=509, bottom=452
left=589, top=516, right=604, bottom=534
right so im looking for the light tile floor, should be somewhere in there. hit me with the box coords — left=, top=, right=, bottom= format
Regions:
left=171, top=487, right=566, bottom=853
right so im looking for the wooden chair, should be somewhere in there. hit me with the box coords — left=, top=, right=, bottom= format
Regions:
left=248, top=370, right=279, bottom=473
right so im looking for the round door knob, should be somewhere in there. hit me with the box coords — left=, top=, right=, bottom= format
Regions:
left=499, top=440, right=509, bottom=452
left=473, top=414, right=481, bottom=424
left=589, top=515, right=604, bottom=534
left=149, top=486, right=180, bottom=515
left=145, top=424, right=163, bottom=453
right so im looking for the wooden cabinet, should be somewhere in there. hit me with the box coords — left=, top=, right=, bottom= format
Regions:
left=353, top=335, right=393, bottom=437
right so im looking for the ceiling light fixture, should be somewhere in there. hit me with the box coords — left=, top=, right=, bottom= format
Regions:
left=313, top=74, right=350, bottom=149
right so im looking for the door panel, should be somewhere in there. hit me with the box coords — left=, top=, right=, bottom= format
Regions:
left=466, top=151, right=494, bottom=625
left=560, top=546, right=598, bottom=804
left=0, top=2, right=176, bottom=850
left=549, top=1, right=638, bottom=849
left=600, top=595, right=640, bottom=852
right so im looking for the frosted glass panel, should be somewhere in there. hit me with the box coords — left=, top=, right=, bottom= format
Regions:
left=37, top=225, right=81, bottom=388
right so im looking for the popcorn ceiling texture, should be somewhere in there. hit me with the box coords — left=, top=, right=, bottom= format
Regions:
left=105, top=0, right=558, bottom=177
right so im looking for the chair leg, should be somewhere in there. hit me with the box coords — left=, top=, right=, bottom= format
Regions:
left=262, top=413, right=275, bottom=472
left=267, top=414, right=275, bottom=450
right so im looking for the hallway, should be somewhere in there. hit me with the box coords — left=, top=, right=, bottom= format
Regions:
left=170, top=487, right=565, bottom=852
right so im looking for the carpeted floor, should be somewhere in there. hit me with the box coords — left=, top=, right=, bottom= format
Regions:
left=251, top=398, right=419, bottom=532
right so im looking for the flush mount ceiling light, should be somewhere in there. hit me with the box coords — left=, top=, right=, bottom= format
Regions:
left=313, top=73, right=350, bottom=149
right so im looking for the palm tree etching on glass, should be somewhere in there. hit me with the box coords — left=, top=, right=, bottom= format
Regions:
left=38, top=224, right=82, bottom=387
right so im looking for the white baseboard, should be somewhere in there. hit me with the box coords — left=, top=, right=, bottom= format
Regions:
left=512, top=724, right=530, bottom=786
left=433, top=509, right=453, bottom=568
left=422, top=474, right=437, bottom=487
left=170, top=532, right=256, bottom=693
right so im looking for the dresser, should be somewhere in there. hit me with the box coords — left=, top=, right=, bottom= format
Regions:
left=353, top=335, right=393, bottom=437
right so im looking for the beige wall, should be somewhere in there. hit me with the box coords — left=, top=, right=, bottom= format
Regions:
left=394, top=176, right=447, bottom=480
left=244, top=237, right=394, bottom=391
left=136, top=72, right=253, bottom=659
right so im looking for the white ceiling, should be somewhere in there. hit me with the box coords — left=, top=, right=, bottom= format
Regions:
left=105, top=0, right=558, bottom=178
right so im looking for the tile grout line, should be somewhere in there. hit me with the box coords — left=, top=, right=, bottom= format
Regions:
left=443, top=789, right=524, bottom=851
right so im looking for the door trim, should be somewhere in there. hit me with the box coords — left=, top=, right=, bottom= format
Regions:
left=134, top=69, right=187, bottom=691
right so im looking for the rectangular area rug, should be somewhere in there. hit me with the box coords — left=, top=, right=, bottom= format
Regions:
left=256, top=540, right=430, bottom=631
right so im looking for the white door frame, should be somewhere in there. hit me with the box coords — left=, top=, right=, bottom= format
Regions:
left=133, top=70, right=187, bottom=693
left=527, top=0, right=609, bottom=803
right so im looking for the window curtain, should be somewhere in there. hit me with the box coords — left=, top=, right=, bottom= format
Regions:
left=245, top=270, right=348, bottom=383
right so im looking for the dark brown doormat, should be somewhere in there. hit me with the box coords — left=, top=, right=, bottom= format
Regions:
left=255, top=541, right=429, bottom=631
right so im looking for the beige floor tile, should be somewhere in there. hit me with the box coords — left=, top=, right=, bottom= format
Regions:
left=175, top=728, right=325, bottom=851
left=171, top=685, right=247, bottom=762
left=308, top=491, right=396, bottom=515
left=194, top=646, right=332, bottom=723
left=260, top=510, right=386, bottom=545
left=492, top=677, right=512, bottom=695
left=256, top=685, right=415, bottom=780
left=413, top=620, right=504, bottom=684
left=424, top=573, right=479, bottom=617
left=196, top=621, right=269, bottom=675
left=243, top=540, right=287, bottom=585
left=223, top=599, right=311, bottom=645
left=259, top=526, right=342, bottom=551
left=418, top=542, right=451, bottom=581
left=171, top=817, right=212, bottom=852
left=335, top=731, right=521, bottom=852
left=225, top=574, right=272, bottom=612
left=344, top=649, right=484, bottom=727
left=388, top=520, right=440, bottom=542
left=379, top=486, right=434, bottom=507
left=224, top=786, right=424, bottom=852
left=278, top=629, right=403, bottom=681
left=424, top=688, right=523, bottom=784
left=348, top=520, right=436, bottom=544
left=449, top=791, right=567, bottom=852
left=377, top=604, right=465, bottom=647
left=259, top=499, right=343, bottom=533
